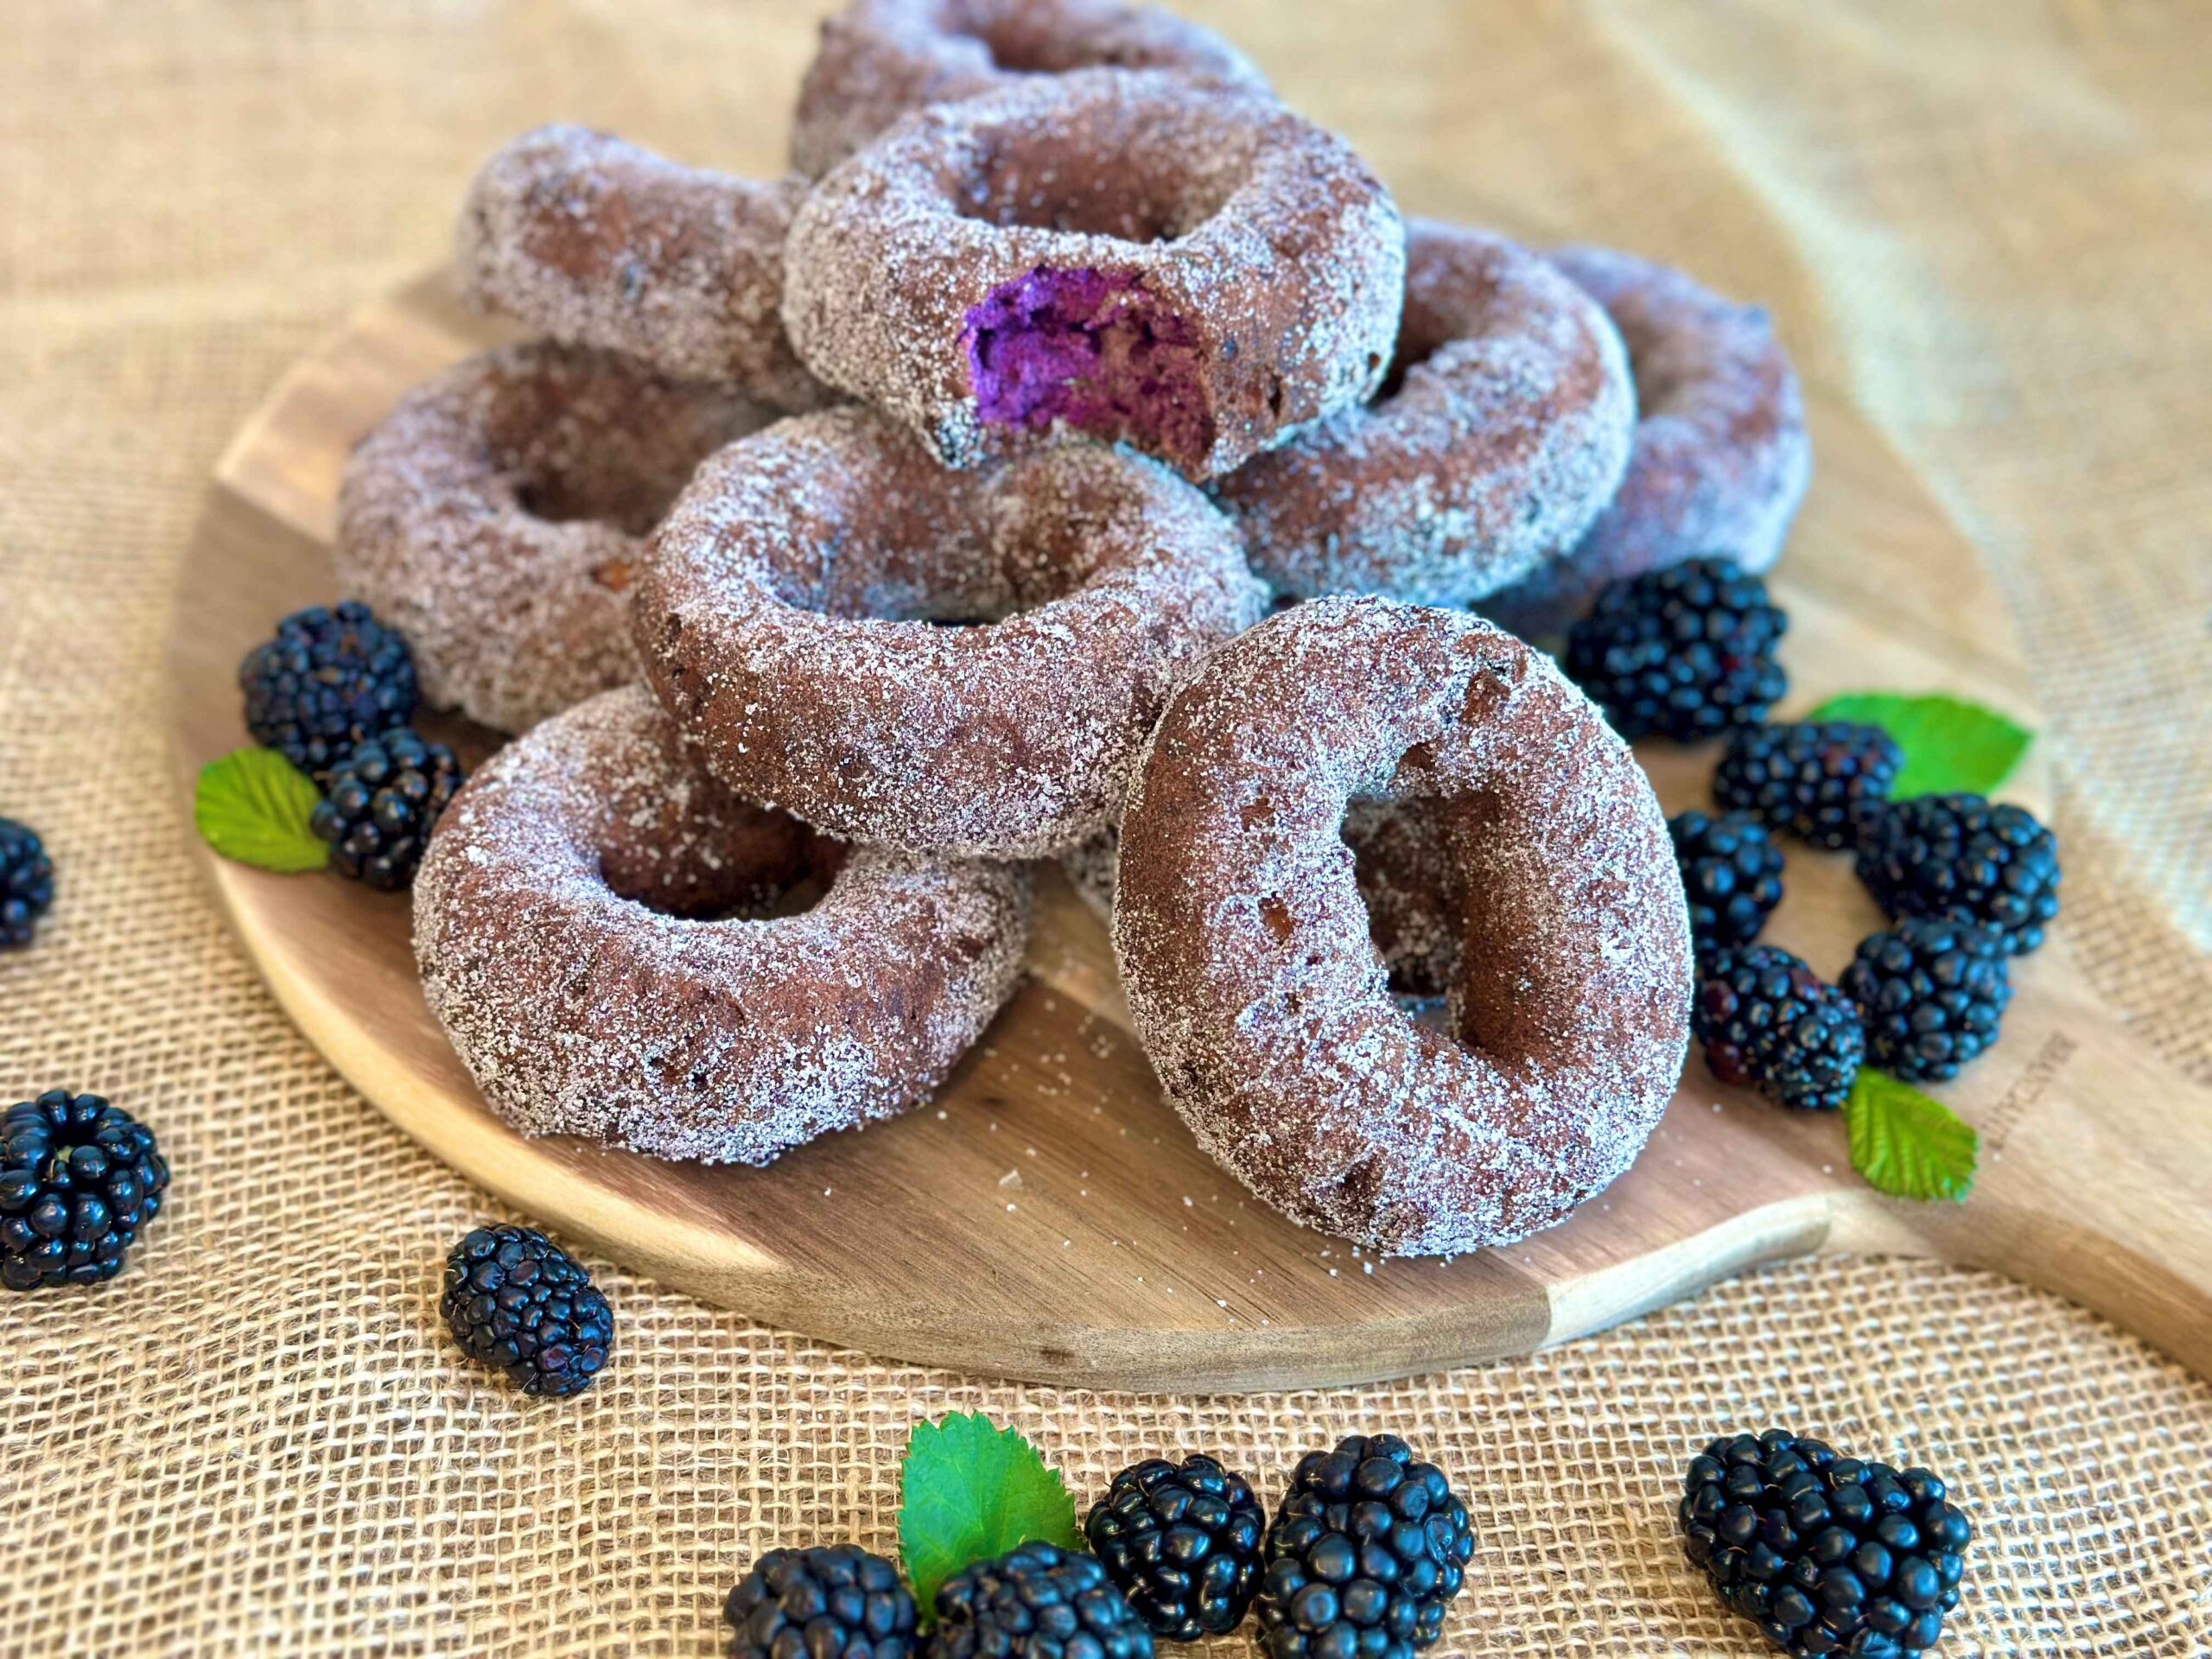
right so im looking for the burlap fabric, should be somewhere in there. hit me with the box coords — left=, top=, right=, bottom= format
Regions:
left=3, top=3, right=2209, bottom=1654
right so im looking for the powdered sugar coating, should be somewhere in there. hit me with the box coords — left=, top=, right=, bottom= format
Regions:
left=335, top=343, right=769, bottom=734
left=1484, top=245, right=1810, bottom=637
left=1217, top=221, right=1636, bottom=605
left=457, top=124, right=830, bottom=410
left=414, top=685, right=1030, bottom=1166
left=781, top=69, right=1404, bottom=481
left=636, top=404, right=1265, bottom=858
left=1113, top=596, right=1692, bottom=1255
left=791, top=0, right=1269, bottom=177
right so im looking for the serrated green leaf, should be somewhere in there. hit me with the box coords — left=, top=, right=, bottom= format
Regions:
left=194, top=747, right=329, bottom=873
left=899, top=1414, right=1079, bottom=1623
left=1844, top=1070, right=1979, bottom=1203
left=1804, top=692, right=2032, bottom=798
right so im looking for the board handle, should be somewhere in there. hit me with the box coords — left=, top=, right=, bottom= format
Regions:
left=1849, top=969, right=2212, bottom=1378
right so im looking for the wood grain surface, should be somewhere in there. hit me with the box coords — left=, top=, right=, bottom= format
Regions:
left=166, top=273, right=2212, bottom=1390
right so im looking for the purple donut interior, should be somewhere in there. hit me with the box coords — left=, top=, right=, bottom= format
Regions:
left=963, top=266, right=1213, bottom=470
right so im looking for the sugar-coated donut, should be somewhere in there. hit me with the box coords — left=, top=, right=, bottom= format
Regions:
left=1484, top=246, right=1809, bottom=636
left=637, top=404, right=1264, bottom=858
left=791, top=0, right=1269, bottom=177
left=1061, top=806, right=1463, bottom=1002
left=1217, top=222, right=1634, bottom=606
left=457, top=124, right=829, bottom=410
left=782, top=70, right=1403, bottom=482
left=1113, top=596, right=1692, bottom=1255
left=335, top=343, right=767, bottom=734
left=415, top=685, right=1030, bottom=1166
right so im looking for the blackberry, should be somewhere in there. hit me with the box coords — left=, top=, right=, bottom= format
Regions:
left=239, top=601, right=419, bottom=780
left=310, top=728, right=465, bottom=891
left=927, top=1541, right=1154, bottom=1659
left=726, top=1544, right=917, bottom=1659
left=0, top=817, right=56, bottom=949
left=1714, top=721, right=1904, bottom=849
left=1255, top=1433, right=1473, bottom=1659
left=1840, top=919, right=2012, bottom=1084
left=1856, top=794, right=2060, bottom=957
left=1086, top=1453, right=1266, bottom=1641
left=1562, top=557, right=1789, bottom=742
left=1694, top=946, right=1866, bottom=1111
left=1680, top=1428, right=1974, bottom=1657
left=1, top=1090, right=169, bottom=1290
left=440, top=1224, right=613, bottom=1396
left=1669, top=810, right=1785, bottom=958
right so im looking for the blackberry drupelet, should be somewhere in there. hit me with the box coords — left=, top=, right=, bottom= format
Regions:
left=310, top=727, right=466, bottom=891
left=927, top=1541, right=1154, bottom=1659
left=1855, top=794, right=2060, bottom=957
left=1680, top=1427, right=1974, bottom=1658
left=1255, top=1433, right=1474, bottom=1659
left=1, top=1090, right=169, bottom=1290
left=1840, top=919, right=2012, bottom=1084
left=1694, top=946, right=1866, bottom=1112
left=440, top=1224, right=613, bottom=1396
left=1086, top=1452, right=1267, bottom=1641
left=239, top=600, right=419, bottom=780
left=1562, top=557, right=1789, bottom=742
left=1713, top=721, right=1904, bottom=849
left=0, top=817, right=56, bottom=949
left=1669, top=810, right=1786, bottom=959
left=726, top=1543, right=918, bottom=1659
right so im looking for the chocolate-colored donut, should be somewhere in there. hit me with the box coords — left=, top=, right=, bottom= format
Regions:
left=791, top=0, right=1269, bottom=177
left=415, top=685, right=1029, bottom=1166
left=335, top=343, right=767, bottom=734
left=1113, top=596, right=1692, bottom=1255
left=1217, top=222, right=1636, bottom=605
left=1484, top=246, right=1810, bottom=637
left=636, top=404, right=1263, bottom=858
left=781, top=69, right=1403, bottom=482
left=457, top=124, right=830, bottom=410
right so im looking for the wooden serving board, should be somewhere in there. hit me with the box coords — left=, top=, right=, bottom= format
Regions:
left=167, top=272, right=2212, bottom=1391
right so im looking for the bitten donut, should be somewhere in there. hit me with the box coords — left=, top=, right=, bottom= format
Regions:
left=1484, top=246, right=1809, bottom=636
left=415, top=685, right=1029, bottom=1166
left=458, top=124, right=829, bottom=410
left=1217, top=222, right=1636, bottom=606
left=782, top=69, right=1403, bottom=482
left=336, top=343, right=767, bottom=734
left=636, top=404, right=1265, bottom=858
left=1113, top=597, right=1692, bottom=1255
left=791, top=0, right=1269, bottom=176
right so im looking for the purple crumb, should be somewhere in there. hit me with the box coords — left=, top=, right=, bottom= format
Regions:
left=962, top=265, right=1213, bottom=468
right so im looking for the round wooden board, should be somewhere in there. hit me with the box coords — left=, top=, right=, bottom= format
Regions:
left=167, top=271, right=2212, bottom=1391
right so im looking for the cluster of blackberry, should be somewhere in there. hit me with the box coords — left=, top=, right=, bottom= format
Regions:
left=1567, top=561, right=2059, bottom=1111
left=238, top=601, right=465, bottom=890
left=723, top=1435, right=1471, bottom=1659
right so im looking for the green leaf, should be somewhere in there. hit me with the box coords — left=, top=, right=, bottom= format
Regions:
left=1804, top=692, right=2032, bottom=798
left=194, top=747, right=329, bottom=873
left=1844, top=1070, right=1979, bottom=1203
left=899, top=1414, right=1080, bottom=1622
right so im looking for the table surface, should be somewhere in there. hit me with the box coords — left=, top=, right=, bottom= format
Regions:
left=3, top=3, right=2209, bottom=1655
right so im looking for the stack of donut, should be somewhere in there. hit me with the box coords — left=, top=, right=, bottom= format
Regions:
left=345, top=0, right=1813, bottom=1257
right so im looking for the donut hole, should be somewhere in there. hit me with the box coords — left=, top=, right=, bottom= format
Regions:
left=963, top=265, right=1215, bottom=471
left=1343, top=796, right=1465, bottom=1001
left=597, top=806, right=843, bottom=923
left=947, top=6, right=1097, bottom=75
left=489, top=367, right=753, bottom=536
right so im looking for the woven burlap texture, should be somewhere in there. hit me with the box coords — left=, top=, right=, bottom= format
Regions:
left=3, top=3, right=2209, bottom=1655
